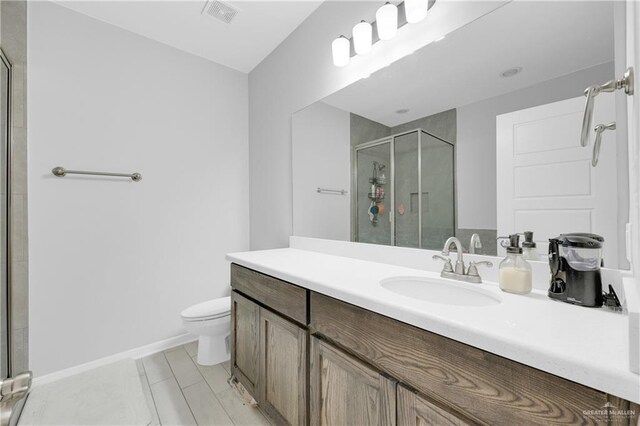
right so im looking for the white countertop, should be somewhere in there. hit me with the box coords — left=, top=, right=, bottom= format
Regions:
left=227, top=247, right=640, bottom=403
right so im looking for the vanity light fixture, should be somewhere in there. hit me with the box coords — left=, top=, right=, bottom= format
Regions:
left=332, top=36, right=351, bottom=67
left=376, top=2, right=398, bottom=41
left=404, top=0, right=428, bottom=24
left=353, top=20, right=373, bottom=55
left=333, top=0, right=434, bottom=67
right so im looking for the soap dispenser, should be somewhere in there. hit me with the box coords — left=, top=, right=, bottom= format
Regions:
left=499, top=234, right=532, bottom=294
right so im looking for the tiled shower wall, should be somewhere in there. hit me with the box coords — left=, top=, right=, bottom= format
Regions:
left=1, top=0, right=28, bottom=375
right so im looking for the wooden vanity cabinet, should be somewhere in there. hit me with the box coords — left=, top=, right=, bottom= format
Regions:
left=310, top=336, right=396, bottom=426
left=310, top=291, right=638, bottom=426
left=230, top=264, right=308, bottom=426
left=231, top=265, right=639, bottom=426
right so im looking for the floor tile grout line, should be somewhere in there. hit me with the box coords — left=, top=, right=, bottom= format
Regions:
left=139, top=358, right=162, bottom=425
left=211, top=388, right=239, bottom=426
left=212, top=370, right=271, bottom=425
left=185, top=354, right=245, bottom=425
left=192, top=355, right=231, bottom=397
left=197, top=369, right=240, bottom=424
left=165, top=346, right=207, bottom=390
left=160, top=344, right=266, bottom=426
left=179, top=349, right=239, bottom=425
left=163, top=346, right=203, bottom=424
left=190, top=355, right=241, bottom=426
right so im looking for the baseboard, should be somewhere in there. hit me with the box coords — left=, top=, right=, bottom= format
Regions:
left=32, top=333, right=197, bottom=387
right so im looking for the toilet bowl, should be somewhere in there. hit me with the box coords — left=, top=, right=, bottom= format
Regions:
left=181, top=296, right=231, bottom=366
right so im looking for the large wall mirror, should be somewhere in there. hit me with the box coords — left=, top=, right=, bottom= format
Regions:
left=292, top=1, right=629, bottom=269
left=0, top=48, right=10, bottom=379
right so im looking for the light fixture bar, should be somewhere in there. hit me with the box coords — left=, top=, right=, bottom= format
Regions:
left=347, top=0, right=435, bottom=58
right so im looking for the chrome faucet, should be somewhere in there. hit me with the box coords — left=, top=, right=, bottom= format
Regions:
left=433, top=236, right=492, bottom=283
left=442, top=237, right=465, bottom=274
left=469, top=233, right=482, bottom=254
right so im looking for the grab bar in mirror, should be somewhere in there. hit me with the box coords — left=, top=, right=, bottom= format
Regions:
left=581, top=67, right=633, bottom=147
left=317, top=187, right=348, bottom=195
left=52, top=166, right=142, bottom=182
left=592, top=122, right=616, bottom=167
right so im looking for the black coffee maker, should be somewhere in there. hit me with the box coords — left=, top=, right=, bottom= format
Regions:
left=548, top=233, right=603, bottom=307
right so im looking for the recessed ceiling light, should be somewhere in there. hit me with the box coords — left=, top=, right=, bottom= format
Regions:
left=396, top=109, right=410, bottom=114
left=500, top=67, right=523, bottom=78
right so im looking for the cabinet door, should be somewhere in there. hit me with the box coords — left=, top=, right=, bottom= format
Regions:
left=397, top=385, right=475, bottom=426
left=231, top=291, right=260, bottom=396
left=310, top=337, right=396, bottom=426
left=259, top=308, right=307, bottom=425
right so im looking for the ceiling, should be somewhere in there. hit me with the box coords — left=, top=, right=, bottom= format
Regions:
left=322, top=1, right=614, bottom=127
left=55, top=1, right=323, bottom=73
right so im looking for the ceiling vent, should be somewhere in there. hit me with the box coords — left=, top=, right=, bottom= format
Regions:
left=202, top=1, right=239, bottom=24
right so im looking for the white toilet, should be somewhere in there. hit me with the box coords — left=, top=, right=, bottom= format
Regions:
left=181, top=296, right=231, bottom=366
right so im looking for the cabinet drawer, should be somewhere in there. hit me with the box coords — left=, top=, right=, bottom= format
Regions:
left=231, top=264, right=307, bottom=325
left=310, top=292, right=609, bottom=426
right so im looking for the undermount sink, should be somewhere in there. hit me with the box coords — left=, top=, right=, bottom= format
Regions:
left=380, top=276, right=502, bottom=307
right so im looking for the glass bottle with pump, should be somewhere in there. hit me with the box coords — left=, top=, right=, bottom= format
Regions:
left=522, top=231, right=539, bottom=261
left=499, top=234, right=532, bottom=294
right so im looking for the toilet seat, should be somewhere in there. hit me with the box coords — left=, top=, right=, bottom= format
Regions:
left=181, top=296, right=230, bottom=322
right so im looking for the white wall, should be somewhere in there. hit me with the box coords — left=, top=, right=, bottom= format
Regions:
left=28, top=2, right=249, bottom=376
left=249, top=1, right=508, bottom=249
left=456, top=62, right=614, bottom=231
left=292, top=102, right=350, bottom=240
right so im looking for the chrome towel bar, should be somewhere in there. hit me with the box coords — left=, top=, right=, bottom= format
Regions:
left=52, top=166, right=142, bottom=182
left=581, top=67, right=633, bottom=147
left=317, top=187, right=348, bottom=195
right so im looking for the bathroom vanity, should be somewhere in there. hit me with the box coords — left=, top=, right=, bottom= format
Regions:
left=227, top=247, right=640, bottom=426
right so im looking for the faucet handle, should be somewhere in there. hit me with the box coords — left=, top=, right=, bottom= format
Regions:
left=467, top=261, right=493, bottom=277
left=432, top=255, right=453, bottom=272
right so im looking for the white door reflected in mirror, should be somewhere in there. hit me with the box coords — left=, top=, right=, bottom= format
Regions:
left=496, top=95, right=619, bottom=266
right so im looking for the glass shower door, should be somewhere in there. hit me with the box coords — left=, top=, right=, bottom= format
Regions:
left=354, top=129, right=455, bottom=250
left=393, top=131, right=419, bottom=248
left=355, top=142, right=392, bottom=245
left=421, top=131, right=455, bottom=250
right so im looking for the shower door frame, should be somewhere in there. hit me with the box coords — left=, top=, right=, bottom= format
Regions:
left=353, top=137, right=395, bottom=246
left=352, top=128, right=456, bottom=249
left=0, top=47, right=13, bottom=378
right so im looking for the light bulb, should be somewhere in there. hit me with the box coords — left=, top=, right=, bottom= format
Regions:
left=404, top=0, right=428, bottom=23
left=376, top=3, right=398, bottom=41
left=352, top=21, right=372, bottom=55
left=331, top=36, right=350, bottom=67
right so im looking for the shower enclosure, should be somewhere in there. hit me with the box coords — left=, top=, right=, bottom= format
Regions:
left=0, top=48, right=30, bottom=426
left=353, top=129, right=455, bottom=250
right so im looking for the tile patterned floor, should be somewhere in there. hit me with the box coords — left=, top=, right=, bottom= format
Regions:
left=137, top=342, right=272, bottom=426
